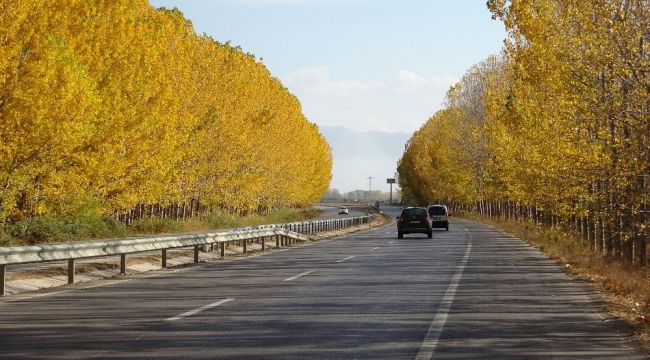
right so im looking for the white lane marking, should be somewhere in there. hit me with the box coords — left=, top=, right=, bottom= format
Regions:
left=371, top=247, right=380, bottom=251
left=389, top=241, right=395, bottom=244
left=283, top=270, right=314, bottom=282
left=335, top=255, right=355, bottom=263
left=415, top=226, right=473, bottom=360
left=166, top=298, right=235, bottom=322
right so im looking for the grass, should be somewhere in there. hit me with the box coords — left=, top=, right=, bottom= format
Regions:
left=1, top=207, right=324, bottom=246
left=462, top=212, right=650, bottom=350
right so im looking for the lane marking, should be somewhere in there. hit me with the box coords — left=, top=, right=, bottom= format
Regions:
left=370, top=247, right=380, bottom=251
left=415, top=226, right=473, bottom=360
left=388, top=241, right=395, bottom=244
left=283, top=270, right=314, bottom=282
left=335, top=255, right=355, bottom=263
left=166, top=298, right=235, bottom=322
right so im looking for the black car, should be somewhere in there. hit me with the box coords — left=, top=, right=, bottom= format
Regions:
left=396, top=207, right=432, bottom=239
left=427, top=204, right=449, bottom=231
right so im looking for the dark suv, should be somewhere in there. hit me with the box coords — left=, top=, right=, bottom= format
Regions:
left=427, top=204, right=449, bottom=231
left=396, top=207, right=432, bottom=239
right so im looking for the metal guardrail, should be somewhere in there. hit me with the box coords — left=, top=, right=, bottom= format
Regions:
left=0, top=215, right=373, bottom=296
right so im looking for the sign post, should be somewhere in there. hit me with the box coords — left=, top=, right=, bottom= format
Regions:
left=386, top=178, right=396, bottom=205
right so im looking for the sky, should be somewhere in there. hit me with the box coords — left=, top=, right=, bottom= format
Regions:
left=148, top=0, right=506, bottom=134
left=148, top=0, right=506, bottom=192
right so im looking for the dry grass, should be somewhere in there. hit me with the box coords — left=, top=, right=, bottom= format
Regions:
left=463, top=213, right=650, bottom=350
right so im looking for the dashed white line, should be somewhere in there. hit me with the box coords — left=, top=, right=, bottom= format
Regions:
left=389, top=241, right=395, bottom=244
left=335, top=255, right=356, bottom=263
left=283, top=270, right=314, bottom=282
left=371, top=247, right=380, bottom=251
left=415, top=226, right=473, bottom=360
left=166, top=298, right=235, bottom=322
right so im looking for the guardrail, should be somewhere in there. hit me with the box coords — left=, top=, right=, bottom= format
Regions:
left=0, top=215, right=374, bottom=296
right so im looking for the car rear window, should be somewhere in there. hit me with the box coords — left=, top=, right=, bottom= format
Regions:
left=428, top=206, right=446, bottom=216
left=402, top=208, right=427, bottom=218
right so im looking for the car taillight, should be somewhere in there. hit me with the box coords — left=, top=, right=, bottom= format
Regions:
left=426, top=215, right=431, bottom=221
left=399, top=217, right=404, bottom=222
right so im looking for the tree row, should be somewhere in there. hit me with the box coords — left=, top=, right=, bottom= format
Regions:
left=0, top=0, right=332, bottom=225
left=398, top=0, right=648, bottom=266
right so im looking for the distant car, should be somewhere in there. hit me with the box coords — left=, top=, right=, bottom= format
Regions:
left=427, top=204, right=449, bottom=231
left=396, top=207, right=432, bottom=239
left=338, top=206, right=349, bottom=215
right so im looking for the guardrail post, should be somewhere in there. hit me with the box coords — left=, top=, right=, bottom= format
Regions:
left=220, top=242, right=225, bottom=258
left=67, top=259, right=75, bottom=285
left=1, top=264, right=6, bottom=296
left=120, top=254, right=126, bottom=275
left=194, top=245, right=200, bottom=263
left=276, top=235, right=280, bottom=248
left=162, top=249, right=167, bottom=268
left=262, top=237, right=266, bottom=251
left=242, top=239, right=247, bottom=254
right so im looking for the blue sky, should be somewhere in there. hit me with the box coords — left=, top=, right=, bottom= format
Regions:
left=149, top=0, right=506, bottom=134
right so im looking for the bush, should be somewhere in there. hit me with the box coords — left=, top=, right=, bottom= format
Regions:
left=9, top=216, right=127, bottom=245
left=128, top=218, right=184, bottom=234
left=10, top=217, right=69, bottom=244
left=203, top=211, right=239, bottom=229
left=0, top=232, right=13, bottom=247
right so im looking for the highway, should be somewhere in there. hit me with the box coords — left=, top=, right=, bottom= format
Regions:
left=313, top=204, right=368, bottom=219
left=0, top=206, right=645, bottom=359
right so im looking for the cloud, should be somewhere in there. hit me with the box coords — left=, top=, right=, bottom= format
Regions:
left=398, top=70, right=456, bottom=93
left=285, top=66, right=383, bottom=97
left=281, top=66, right=452, bottom=134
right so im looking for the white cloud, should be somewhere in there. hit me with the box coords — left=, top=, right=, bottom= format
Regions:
left=397, top=70, right=456, bottom=93
left=282, top=66, right=452, bottom=133
left=286, top=66, right=383, bottom=97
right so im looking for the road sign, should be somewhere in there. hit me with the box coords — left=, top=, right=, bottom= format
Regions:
left=387, top=178, right=396, bottom=184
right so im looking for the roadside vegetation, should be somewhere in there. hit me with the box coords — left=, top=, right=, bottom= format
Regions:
left=0, top=208, right=323, bottom=247
left=398, top=1, right=648, bottom=267
left=0, top=1, right=331, bottom=234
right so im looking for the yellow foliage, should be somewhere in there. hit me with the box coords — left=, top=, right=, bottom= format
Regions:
left=0, top=0, right=331, bottom=223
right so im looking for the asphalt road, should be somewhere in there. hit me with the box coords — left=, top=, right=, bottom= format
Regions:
left=313, top=204, right=368, bottom=219
left=0, top=206, right=645, bottom=359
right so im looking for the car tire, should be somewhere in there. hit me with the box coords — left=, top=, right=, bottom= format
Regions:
left=398, top=231, right=403, bottom=239
left=445, top=225, right=449, bottom=231
left=427, top=231, right=432, bottom=239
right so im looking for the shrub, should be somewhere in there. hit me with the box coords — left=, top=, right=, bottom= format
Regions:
left=9, top=216, right=128, bottom=245
left=203, top=211, right=239, bottom=229
left=0, top=232, right=13, bottom=247
left=128, top=218, right=184, bottom=234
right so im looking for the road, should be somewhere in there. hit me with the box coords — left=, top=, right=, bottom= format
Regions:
left=0, top=206, right=645, bottom=359
left=313, top=204, right=368, bottom=219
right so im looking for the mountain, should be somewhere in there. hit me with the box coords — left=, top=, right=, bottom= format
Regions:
left=318, top=126, right=412, bottom=193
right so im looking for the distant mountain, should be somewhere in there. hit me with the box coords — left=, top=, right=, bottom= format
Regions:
left=318, top=126, right=412, bottom=193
